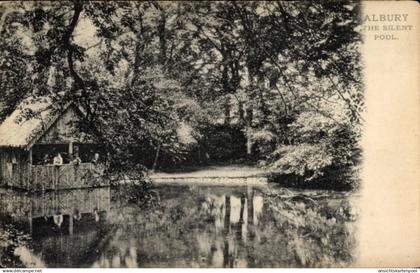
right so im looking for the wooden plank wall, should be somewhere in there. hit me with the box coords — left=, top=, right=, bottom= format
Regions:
left=0, top=149, right=30, bottom=189
left=36, top=106, right=93, bottom=145
left=31, top=163, right=107, bottom=190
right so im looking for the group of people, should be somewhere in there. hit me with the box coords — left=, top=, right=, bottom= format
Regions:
left=42, top=151, right=101, bottom=166
left=50, top=208, right=101, bottom=230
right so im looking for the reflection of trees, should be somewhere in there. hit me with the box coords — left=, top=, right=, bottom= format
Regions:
left=199, top=187, right=356, bottom=268
left=246, top=192, right=357, bottom=267
left=223, top=195, right=230, bottom=235
left=2, top=185, right=357, bottom=268
left=100, top=187, right=258, bottom=268
left=101, top=191, right=212, bottom=267
left=247, top=187, right=254, bottom=226
left=246, top=187, right=256, bottom=267
left=222, top=195, right=231, bottom=267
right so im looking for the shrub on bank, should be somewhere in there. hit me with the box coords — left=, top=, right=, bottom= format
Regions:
left=264, top=110, right=362, bottom=191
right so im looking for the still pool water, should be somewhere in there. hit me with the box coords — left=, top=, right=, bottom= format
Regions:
left=0, top=184, right=359, bottom=268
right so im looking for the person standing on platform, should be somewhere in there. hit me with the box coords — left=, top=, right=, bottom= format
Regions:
left=53, top=153, right=63, bottom=189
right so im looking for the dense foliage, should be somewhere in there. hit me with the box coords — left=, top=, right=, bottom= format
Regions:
left=0, top=222, right=32, bottom=267
left=0, top=1, right=363, bottom=189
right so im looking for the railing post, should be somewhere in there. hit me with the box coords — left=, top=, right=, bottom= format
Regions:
left=27, top=149, right=32, bottom=191
left=69, top=214, right=73, bottom=235
left=68, top=142, right=73, bottom=159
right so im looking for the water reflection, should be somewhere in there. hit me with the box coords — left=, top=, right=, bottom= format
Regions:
left=0, top=188, right=110, bottom=267
left=0, top=184, right=358, bottom=268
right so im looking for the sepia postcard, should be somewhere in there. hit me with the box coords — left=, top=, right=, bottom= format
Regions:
left=0, top=0, right=418, bottom=270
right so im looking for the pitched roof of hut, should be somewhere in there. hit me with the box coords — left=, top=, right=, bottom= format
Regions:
left=0, top=96, right=73, bottom=149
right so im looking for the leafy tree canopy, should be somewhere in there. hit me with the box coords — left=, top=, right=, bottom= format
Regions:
left=0, top=1, right=363, bottom=188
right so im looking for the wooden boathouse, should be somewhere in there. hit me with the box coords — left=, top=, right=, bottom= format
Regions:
left=0, top=97, right=108, bottom=191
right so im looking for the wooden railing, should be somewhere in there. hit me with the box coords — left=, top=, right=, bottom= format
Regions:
left=30, top=163, right=108, bottom=190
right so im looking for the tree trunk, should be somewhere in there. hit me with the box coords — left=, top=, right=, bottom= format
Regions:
left=152, top=144, right=161, bottom=172
left=157, top=10, right=167, bottom=65
left=238, top=101, right=244, bottom=122
left=245, top=105, right=253, bottom=155
left=224, top=96, right=231, bottom=125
